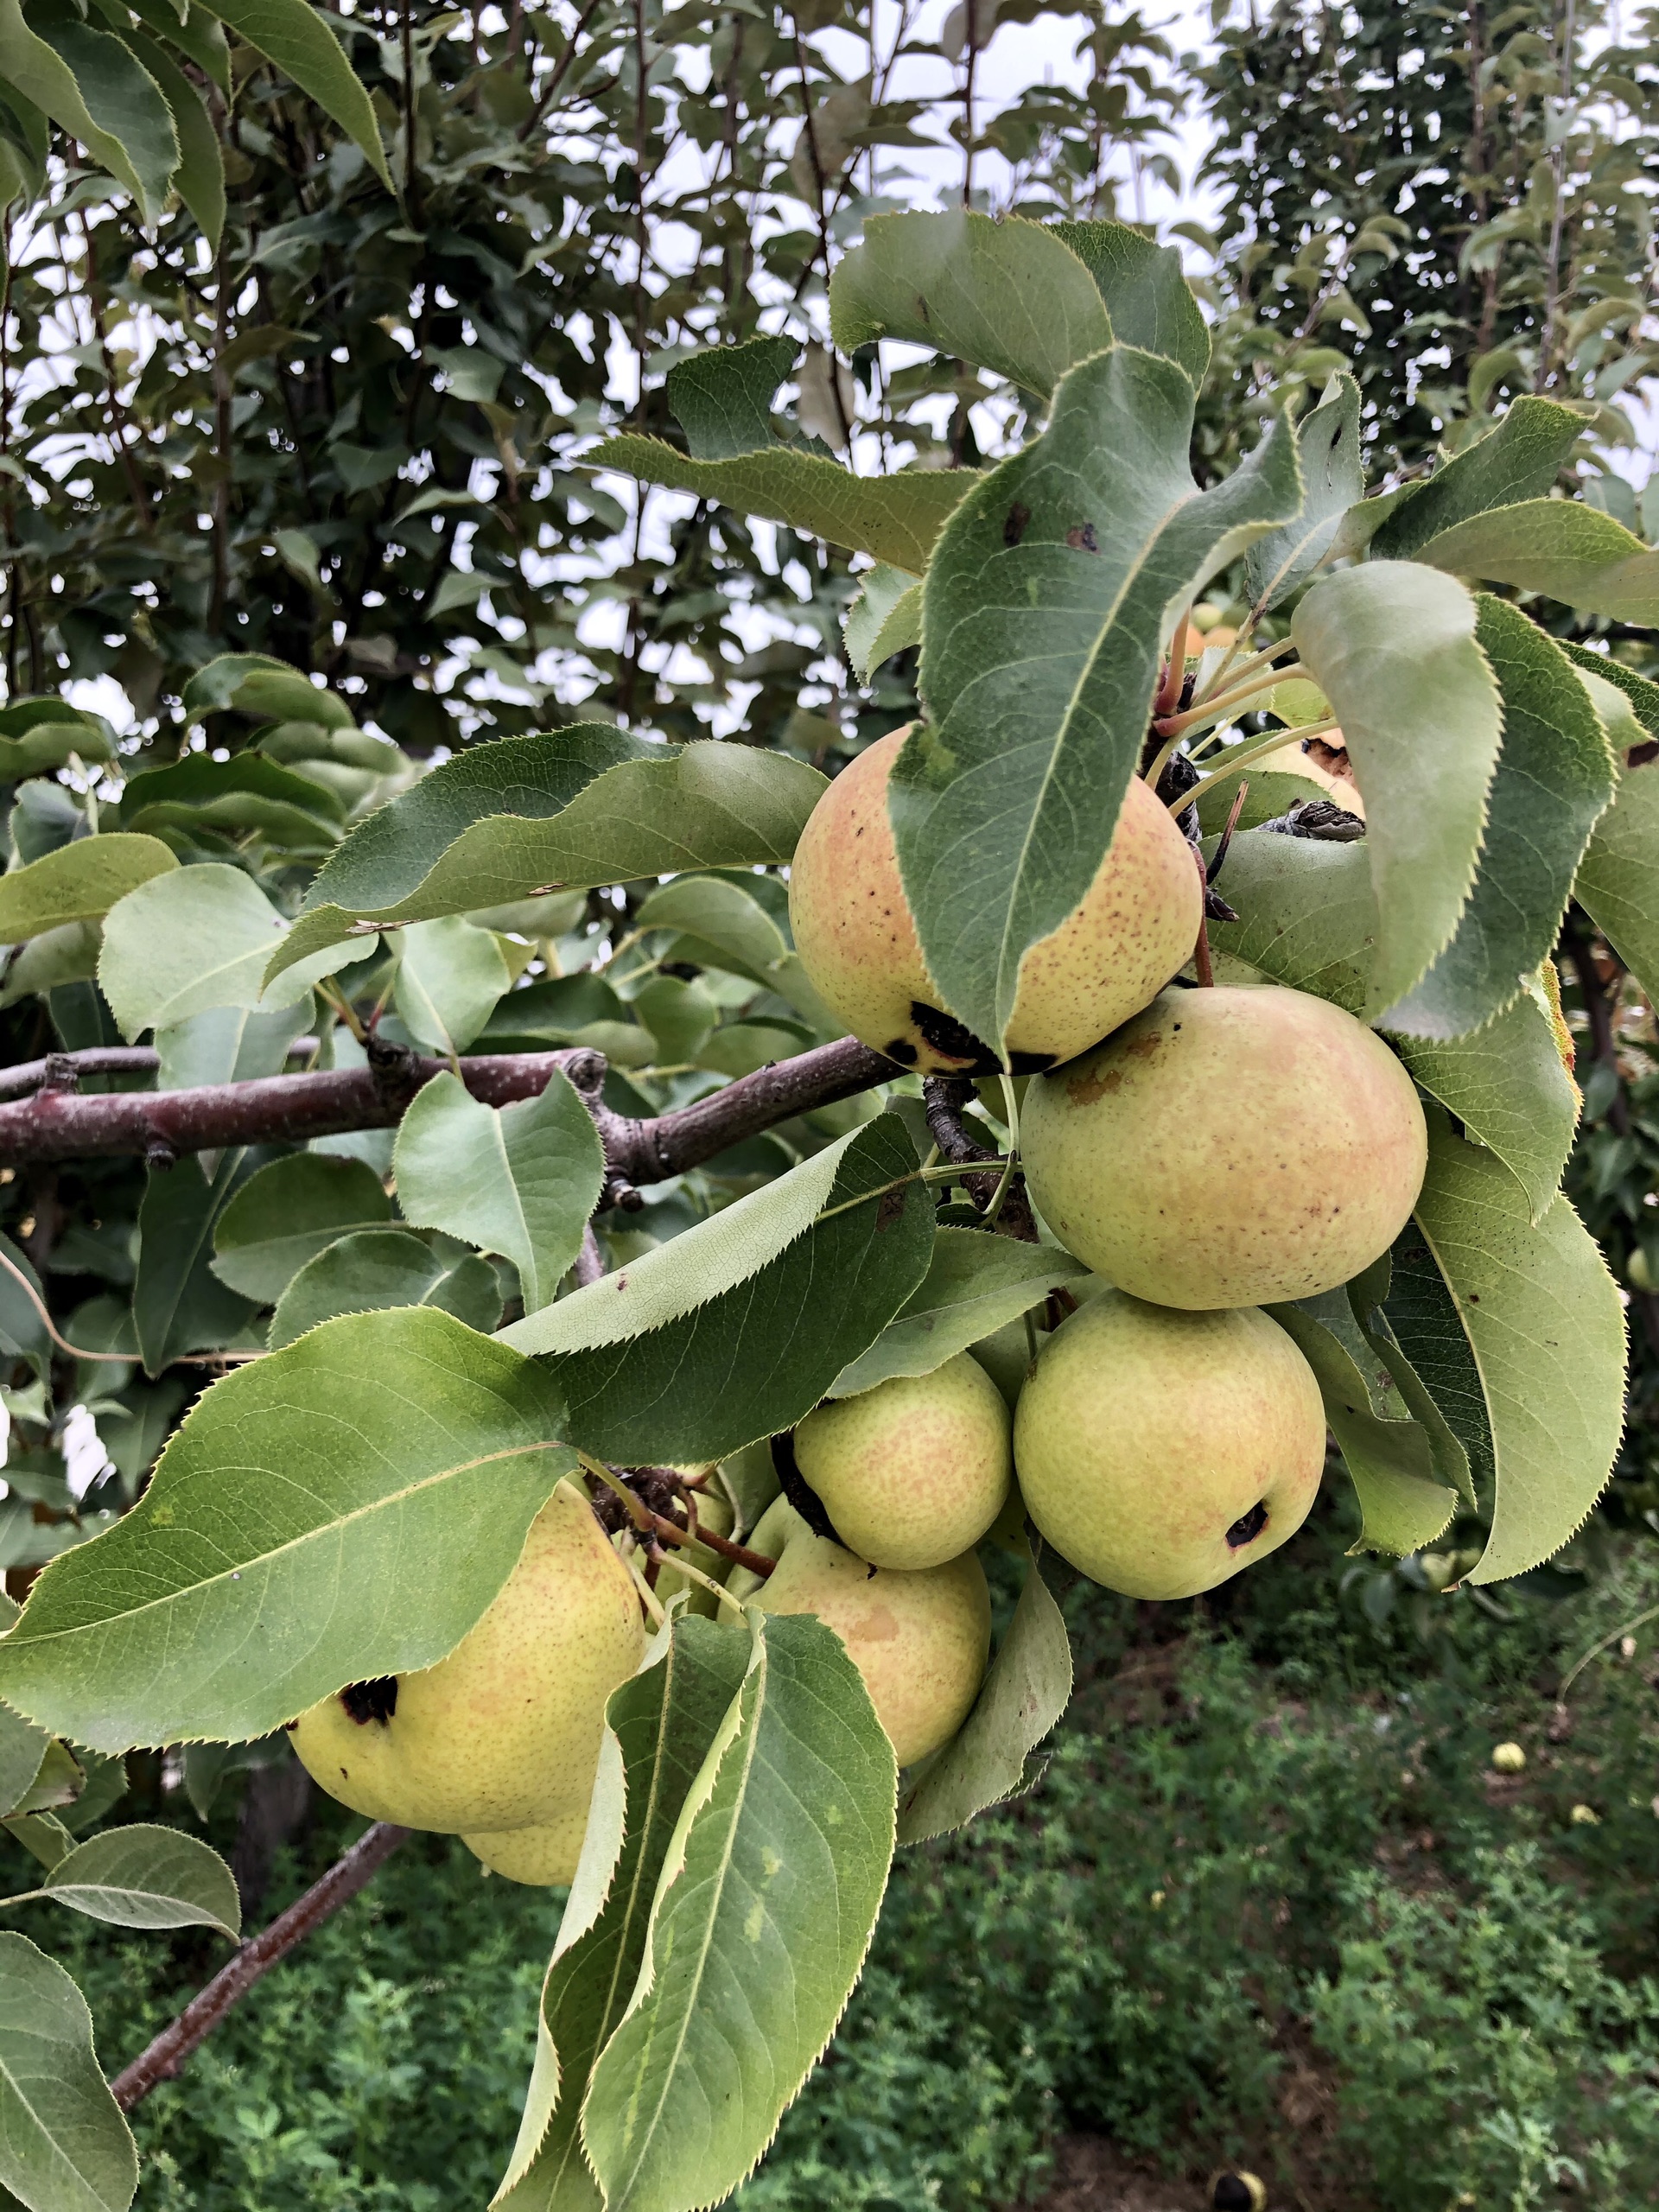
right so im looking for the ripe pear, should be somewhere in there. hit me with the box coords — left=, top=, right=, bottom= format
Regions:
left=792, top=1353, right=1013, bottom=1570
left=289, top=1478, right=645, bottom=1834
left=1014, top=1292, right=1325, bottom=1599
left=463, top=1808, right=588, bottom=1887
left=1021, top=984, right=1427, bottom=1308
left=734, top=1499, right=989, bottom=1764
left=788, top=728, right=1201, bottom=1073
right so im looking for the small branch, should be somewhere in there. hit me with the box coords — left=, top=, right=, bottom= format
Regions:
left=921, top=1076, right=1039, bottom=1242
left=111, top=1822, right=410, bottom=2112
left=0, top=1036, right=897, bottom=1176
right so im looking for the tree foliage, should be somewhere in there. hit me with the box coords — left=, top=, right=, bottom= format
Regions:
left=0, top=8, right=1649, bottom=2210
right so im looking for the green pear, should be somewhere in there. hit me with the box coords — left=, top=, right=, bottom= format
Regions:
left=463, top=1808, right=588, bottom=1886
left=289, top=1478, right=645, bottom=1834
left=789, top=727, right=1201, bottom=1072
left=792, top=1353, right=1012, bottom=1570
left=1021, top=985, right=1427, bottom=1307
left=734, top=1499, right=990, bottom=1764
left=1013, top=1291, right=1325, bottom=1599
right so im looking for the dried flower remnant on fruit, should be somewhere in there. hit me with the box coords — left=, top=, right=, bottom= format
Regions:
left=340, top=1677, right=398, bottom=1726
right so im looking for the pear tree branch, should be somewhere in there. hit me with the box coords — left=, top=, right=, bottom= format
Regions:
left=0, top=1035, right=896, bottom=1196
left=110, top=1821, right=410, bottom=2112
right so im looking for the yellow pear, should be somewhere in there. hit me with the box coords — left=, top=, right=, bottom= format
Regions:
left=734, top=1499, right=989, bottom=1764
left=1014, top=1292, right=1325, bottom=1599
left=1021, top=984, right=1427, bottom=1308
left=462, top=1808, right=588, bottom=1887
left=289, top=1478, right=645, bottom=1834
left=792, top=1353, right=1012, bottom=1570
left=788, top=728, right=1201, bottom=1073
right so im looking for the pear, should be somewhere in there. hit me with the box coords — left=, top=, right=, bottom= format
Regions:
left=1021, top=984, right=1427, bottom=1308
left=734, top=1499, right=989, bottom=1764
left=792, top=1353, right=1012, bottom=1570
left=463, top=1808, right=588, bottom=1887
left=789, top=727, right=1201, bottom=1073
left=289, top=1478, right=645, bottom=1834
left=1013, top=1291, right=1325, bottom=1599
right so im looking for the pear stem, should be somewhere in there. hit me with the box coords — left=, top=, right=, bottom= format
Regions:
left=625, top=1550, right=668, bottom=1627
left=1190, top=628, right=1298, bottom=709
left=656, top=1548, right=750, bottom=1622
left=1166, top=721, right=1340, bottom=815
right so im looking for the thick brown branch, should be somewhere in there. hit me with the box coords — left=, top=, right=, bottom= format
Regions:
left=111, top=1821, right=410, bottom=2112
left=0, top=1035, right=897, bottom=1192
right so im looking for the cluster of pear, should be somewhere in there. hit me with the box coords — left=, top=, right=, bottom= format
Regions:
left=287, top=730, right=1430, bottom=1885
left=789, top=727, right=1431, bottom=1608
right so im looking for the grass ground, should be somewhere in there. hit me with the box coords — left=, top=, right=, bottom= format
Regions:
left=19, top=1490, right=1659, bottom=2211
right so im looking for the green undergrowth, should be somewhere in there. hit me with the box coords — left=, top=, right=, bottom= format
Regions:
left=28, top=1497, right=1659, bottom=2212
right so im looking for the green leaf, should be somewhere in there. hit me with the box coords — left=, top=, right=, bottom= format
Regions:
left=128, top=0, right=228, bottom=93
left=1210, top=833, right=1580, bottom=1219
left=99, top=863, right=362, bottom=1036
left=1381, top=1223, right=1496, bottom=1507
left=1291, top=563, right=1503, bottom=1022
left=392, top=916, right=510, bottom=1054
left=588, top=436, right=972, bottom=572
left=194, top=0, right=391, bottom=191
left=39, top=1824, right=239, bottom=1937
left=135, top=1151, right=257, bottom=1375
left=154, top=999, right=311, bottom=1093
left=1243, top=373, right=1363, bottom=611
left=268, top=1226, right=502, bottom=1349
left=393, top=1071, right=603, bottom=1313
left=0, top=1932, right=137, bottom=2212
left=495, top=1616, right=752, bottom=2210
left=0, top=1700, right=50, bottom=1819
left=0, top=836, right=177, bottom=941
left=0, top=718, right=111, bottom=780
left=0, top=1309, right=573, bottom=1751
left=119, top=753, right=343, bottom=849
left=1414, top=498, right=1659, bottom=624
left=117, top=24, right=223, bottom=245
left=9, top=0, right=175, bottom=219
left=1268, top=1300, right=1457, bottom=1555
left=893, top=347, right=1300, bottom=1054
left=828, top=1227, right=1084, bottom=1397
left=181, top=653, right=352, bottom=728
left=895, top=1548, right=1071, bottom=1845
left=1369, top=396, right=1583, bottom=563
left=632, top=874, right=837, bottom=1029
left=1381, top=596, right=1616, bottom=1038
left=1051, top=218, right=1211, bottom=386
left=582, top=1611, right=895, bottom=2212
left=269, top=733, right=825, bottom=986
left=210, top=1154, right=392, bottom=1304
left=665, top=334, right=798, bottom=461
left=1575, top=754, right=1659, bottom=1001
left=1395, top=981, right=1580, bottom=1224
left=1555, top=640, right=1659, bottom=734
left=1411, top=1108, right=1626, bottom=1582
left=843, top=563, right=921, bottom=680
left=505, top=1116, right=935, bottom=1464
left=0, top=1235, right=48, bottom=1384
left=830, top=210, right=1111, bottom=402
left=0, top=920, right=100, bottom=1008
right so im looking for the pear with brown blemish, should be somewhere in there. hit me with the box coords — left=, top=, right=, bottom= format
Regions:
left=788, top=728, right=1202, bottom=1074
left=289, top=1478, right=645, bottom=1885
left=1014, top=1291, right=1325, bottom=1599
left=1021, top=984, right=1427, bottom=1309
